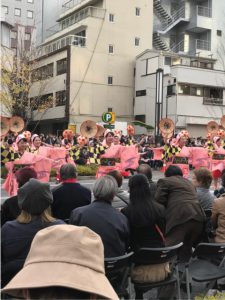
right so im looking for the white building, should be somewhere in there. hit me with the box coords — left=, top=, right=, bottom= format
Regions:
left=29, top=0, right=153, bottom=134
left=134, top=0, right=225, bottom=137
left=1, top=0, right=43, bottom=53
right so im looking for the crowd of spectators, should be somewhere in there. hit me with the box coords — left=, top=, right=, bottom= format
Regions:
left=1, top=163, right=225, bottom=299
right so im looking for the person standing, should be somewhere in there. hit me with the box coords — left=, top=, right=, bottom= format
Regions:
left=155, top=165, right=205, bottom=262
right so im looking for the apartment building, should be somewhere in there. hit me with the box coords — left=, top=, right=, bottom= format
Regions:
left=29, top=0, right=153, bottom=134
left=134, top=0, right=225, bottom=137
left=1, top=0, right=43, bottom=54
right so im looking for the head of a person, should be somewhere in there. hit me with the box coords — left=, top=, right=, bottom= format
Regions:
left=2, top=225, right=118, bottom=300
left=60, top=163, right=77, bottom=181
left=17, top=178, right=54, bottom=223
left=108, top=170, right=123, bottom=188
left=192, top=168, right=212, bottom=189
left=165, top=165, right=183, bottom=177
left=136, top=164, right=153, bottom=181
left=32, top=135, right=41, bottom=149
left=15, top=167, right=37, bottom=188
left=113, top=135, right=120, bottom=145
left=105, top=131, right=114, bottom=145
left=128, top=174, right=151, bottom=205
left=16, top=135, right=28, bottom=153
left=213, top=136, right=221, bottom=147
left=93, top=175, right=118, bottom=203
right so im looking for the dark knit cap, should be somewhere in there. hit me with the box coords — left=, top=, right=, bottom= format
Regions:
left=18, top=179, right=53, bottom=215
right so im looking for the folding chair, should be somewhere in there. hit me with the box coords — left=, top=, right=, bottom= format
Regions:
left=105, top=252, right=133, bottom=299
left=131, top=243, right=183, bottom=300
left=185, top=243, right=225, bottom=300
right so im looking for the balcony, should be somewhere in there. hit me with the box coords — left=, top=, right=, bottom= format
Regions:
left=46, top=6, right=105, bottom=38
left=171, top=65, right=225, bottom=87
left=195, top=39, right=211, bottom=51
left=187, top=5, right=212, bottom=32
left=37, top=35, right=86, bottom=57
left=203, top=97, right=223, bottom=106
left=197, top=6, right=211, bottom=18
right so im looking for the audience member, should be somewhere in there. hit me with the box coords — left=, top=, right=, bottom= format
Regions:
left=1, top=167, right=37, bottom=226
left=155, top=165, right=205, bottom=262
left=137, top=164, right=157, bottom=197
left=122, top=174, right=168, bottom=283
left=192, top=168, right=215, bottom=210
left=70, top=175, right=129, bottom=257
left=2, top=179, right=64, bottom=287
left=2, top=225, right=118, bottom=300
left=52, top=164, right=91, bottom=220
left=214, top=170, right=225, bottom=198
left=108, top=170, right=129, bottom=209
left=211, top=193, right=225, bottom=243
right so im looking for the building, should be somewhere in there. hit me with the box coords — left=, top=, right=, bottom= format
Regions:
left=29, top=0, right=153, bottom=134
left=134, top=0, right=225, bottom=137
left=1, top=0, right=43, bottom=54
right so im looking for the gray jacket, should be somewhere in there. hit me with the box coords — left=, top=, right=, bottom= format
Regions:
left=196, top=187, right=215, bottom=211
left=112, top=188, right=130, bottom=209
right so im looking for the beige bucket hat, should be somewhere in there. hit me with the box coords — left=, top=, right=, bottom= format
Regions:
left=2, top=225, right=119, bottom=300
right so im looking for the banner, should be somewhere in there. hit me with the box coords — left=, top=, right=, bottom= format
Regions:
left=152, top=147, right=163, bottom=160
left=191, top=147, right=209, bottom=169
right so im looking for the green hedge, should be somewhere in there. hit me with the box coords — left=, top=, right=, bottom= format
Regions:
left=1, top=164, right=98, bottom=179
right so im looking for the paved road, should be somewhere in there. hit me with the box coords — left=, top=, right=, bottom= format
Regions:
left=1, top=170, right=165, bottom=204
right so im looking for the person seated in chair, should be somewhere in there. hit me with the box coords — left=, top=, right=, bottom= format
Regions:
left=121, top=174, right=168, bottom=283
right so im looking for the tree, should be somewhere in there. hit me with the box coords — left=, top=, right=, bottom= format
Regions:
left=0, top=46, right=53, bottom=129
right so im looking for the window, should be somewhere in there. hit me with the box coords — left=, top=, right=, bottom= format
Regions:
left=204, top=87, right=223, bottom=99
left=27, top=0, right=34, bottom=3
left=167, top=85, right=176, bottom=96
left=135, top=37, right=140, bottom=46
left=25, top=33, right=31, bottom=40
left=190, top=86, right=203, bottom=97
left=136, top=90, right=146, bottom=97
left=14, top=8, right=21, bottom=16
left=135, top=115, right=146, bottom=123
left=108, top=44, right=114, bottom=54
left=109, top=13, right=114, bottom=22
left=217, top=30, right=222, bottom=37
left=108, top=76, right=113, bottom=85
left=135, top=7, right=140, bottom=16
left=2, top=6, right=8, bottom=14
left=178, top=84, right=190, bottom=95
left=27, top=10, right=33, bottom=19
left=56, top=58, right=67, bottom=75
left=10, top=31, right=17, bottom=39
left=165, top=57, right=172, bottom=66
left=32, top=63, right=53, bottom=81
left=56, top=90, right=66, bottom=106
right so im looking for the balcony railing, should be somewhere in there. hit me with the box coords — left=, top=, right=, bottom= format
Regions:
left=203, top=97, right=223, bottom=106
left=46, top=6, right=105, bottom=38
left=37, top=35, right=86, bottom=57
left=196, top=39, right=211, bottom=51
left=62, top=0, right=86, bottom=11
left=197, top=6, right=212, bottom=17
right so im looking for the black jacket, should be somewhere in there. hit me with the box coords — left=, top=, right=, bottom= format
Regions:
left=70, top=201, right=130, bottom=257
left=52, top=182, right=91, bottom=220
left=1, top=196, right=21, bottom=226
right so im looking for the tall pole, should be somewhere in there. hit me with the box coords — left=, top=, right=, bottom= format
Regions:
left=155, top=68, right=163, bottom=144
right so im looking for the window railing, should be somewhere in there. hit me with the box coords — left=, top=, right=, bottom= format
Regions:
left=203, top=97, right=223, bottom=106
left=197, top=6, right=212, bottom=18
left=196, top=39, right=211, bottom=51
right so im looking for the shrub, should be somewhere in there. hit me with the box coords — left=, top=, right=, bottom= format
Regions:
left=77, top=164, right=98, bottom=176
